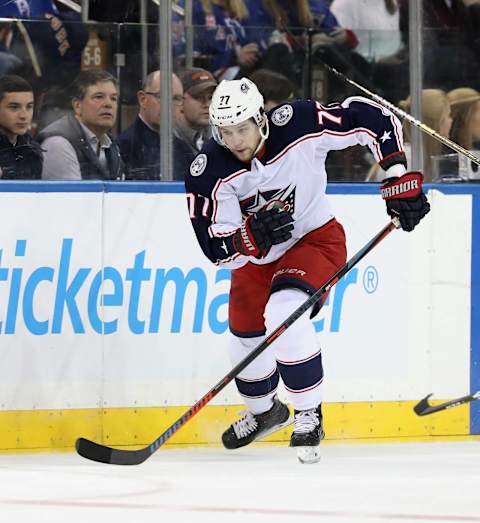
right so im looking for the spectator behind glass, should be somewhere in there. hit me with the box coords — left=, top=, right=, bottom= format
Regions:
left=255, top=0, right=358, bottom=49
left=0, top=26, right=22, bottom=76
left=0, top=1, right=88, bottom=133
left=116, top=70, right=185, bottom=181
left=447, top=87, right=480, bottom=151
left=38, top=69, right=124, bottom=181
left=176, top=0, right=260, bottom=80
left=0, top=74, right=42, bottom=180
left=245, top=1, right=366, bottom=97
left=330, top=0, right=401, bottom=62
left=0, top=1, right=88, bottom=90
left=398, top=0, right=480, bottom=92
left=396, top=89, right=452, bottom=182
left=249, top=68, right=296, bottom=111
left=366, top=89, right=452, bottom=182
left=174, top=67, right=217, bottom=179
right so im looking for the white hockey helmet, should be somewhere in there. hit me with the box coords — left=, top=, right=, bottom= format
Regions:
left=209, top=78, right=269, bottom=149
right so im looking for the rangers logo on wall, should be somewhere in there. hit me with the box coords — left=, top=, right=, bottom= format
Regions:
left=190, top=154, right=208, bottom=177
left=271, top=104, right=293, bottom=126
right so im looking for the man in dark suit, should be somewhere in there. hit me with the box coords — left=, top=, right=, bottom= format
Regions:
left=116, top=70, right=185, bottom=181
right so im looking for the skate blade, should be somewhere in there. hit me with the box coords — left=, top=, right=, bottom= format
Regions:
left=295, top=446, right=321, bottom=464
left=257, top=415, right=294, bottom=441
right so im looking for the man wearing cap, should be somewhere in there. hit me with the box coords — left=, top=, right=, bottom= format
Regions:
left=174, top=67, right=218, bottom=178
left=116, top=69, right=184, bottom=180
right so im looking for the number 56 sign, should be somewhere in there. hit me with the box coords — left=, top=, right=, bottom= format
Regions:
left=81, top=31, right=108, bottom=70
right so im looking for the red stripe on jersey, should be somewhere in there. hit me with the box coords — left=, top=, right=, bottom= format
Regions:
left=239, top=389, right=278, bottom=399
left=214, top=252, right=241, bottom=266
left=211, top=230, right=236, bottom=237
left=380, top=150, right=406, bottom=167
left=390, top=115, right=403, bottom=151
left=284, top=378, right=323, bottom=394
left=277, top=350, right=321, bottom=366
left=343, top=96, right=404, bottom=154
left=267, top=128, right=377, bottom=165
left=238, top=368, right=278, bottom=382
left=344, top=95, right=387, bottom=113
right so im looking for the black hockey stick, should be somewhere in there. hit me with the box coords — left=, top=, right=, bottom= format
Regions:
left=414, top=391, right=480, bottom=416
left=76, top=218, right=400, bottom=465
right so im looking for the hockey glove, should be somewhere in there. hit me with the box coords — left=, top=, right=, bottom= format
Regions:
left=233, top=207, right=294, bottom=258
left=380, top=171, right=430, bottom=232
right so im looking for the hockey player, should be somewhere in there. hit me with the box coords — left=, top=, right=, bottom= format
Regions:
left=184, top=78, right=430, bottom=463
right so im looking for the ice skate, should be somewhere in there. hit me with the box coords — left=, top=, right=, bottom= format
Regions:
left=222, top=396, right=292, bottom=449
left=289, top=404, right=325, bottom=464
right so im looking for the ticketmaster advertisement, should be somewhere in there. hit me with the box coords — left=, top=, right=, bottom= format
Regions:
left=0, top=186, right=473, bottom=429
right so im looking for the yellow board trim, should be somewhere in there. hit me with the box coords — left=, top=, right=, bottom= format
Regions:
left=0, top=400, right=470, bottom=453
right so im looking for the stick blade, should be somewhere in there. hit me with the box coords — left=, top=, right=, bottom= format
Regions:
left=76, top=438, right=151, bottom=466
left=75, top=437, right=114, bottom=464
left=413, top=393, right=433, bottom=416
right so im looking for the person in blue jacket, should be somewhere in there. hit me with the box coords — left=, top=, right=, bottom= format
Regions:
left=245, top=0, right=373, bottom=100
left=175, top=0, right=262, bottom=80
left=0, top=0, right=88, bottom=91
left=245, top=0, right=357, bottom=46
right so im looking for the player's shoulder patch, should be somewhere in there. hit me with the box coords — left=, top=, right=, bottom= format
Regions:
left=271, top=104, right=294, bottom=127
left=190, top=153, right=208, bottom=177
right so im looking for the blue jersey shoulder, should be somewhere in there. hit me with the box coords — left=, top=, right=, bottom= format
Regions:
left=185, top=138, right=248, bottom=196
left=265, top=100, right=320, bottom=159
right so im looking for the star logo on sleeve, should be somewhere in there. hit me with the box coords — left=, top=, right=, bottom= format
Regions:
left=380, top=130, right=392, bottom=143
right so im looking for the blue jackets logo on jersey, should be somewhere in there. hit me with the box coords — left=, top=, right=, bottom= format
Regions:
left=271, top=104, right=294, bottom=126
left=190, top=154, right=208, bottom=177
left=241, top=185, right=296, bottom=216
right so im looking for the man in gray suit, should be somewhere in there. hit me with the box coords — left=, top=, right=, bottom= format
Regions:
left=38, top=69, right=125, bottom=180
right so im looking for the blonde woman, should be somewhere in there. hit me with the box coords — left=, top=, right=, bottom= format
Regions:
left=447, top=87, right=480, bottom=151
left=367, top=89, right=452, bottom=182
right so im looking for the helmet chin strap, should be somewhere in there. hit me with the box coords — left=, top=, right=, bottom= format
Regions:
left=253, top=117, right=270, bottom=156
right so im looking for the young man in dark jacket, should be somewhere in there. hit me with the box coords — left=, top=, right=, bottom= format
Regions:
left=0, top=75, right=42, bottom=180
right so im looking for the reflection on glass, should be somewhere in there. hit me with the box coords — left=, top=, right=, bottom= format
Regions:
left=0, top=11, right=475, bottom=184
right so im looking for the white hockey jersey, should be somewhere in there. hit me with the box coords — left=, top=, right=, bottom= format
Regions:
left=185, top=96, right=406, bottom=269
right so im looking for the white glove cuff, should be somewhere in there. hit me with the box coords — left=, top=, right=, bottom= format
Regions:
left=384, top=163, right=407, bottom=179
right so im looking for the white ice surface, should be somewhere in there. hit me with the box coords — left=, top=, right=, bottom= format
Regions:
left=0, top=441, right=479, bottom=523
